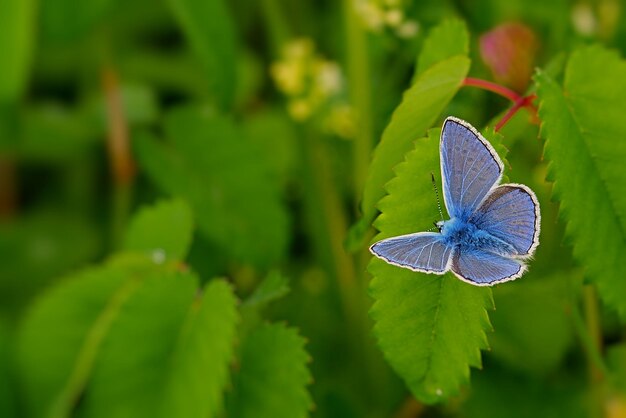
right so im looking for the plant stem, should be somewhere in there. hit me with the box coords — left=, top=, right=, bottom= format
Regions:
left=342, top=0, right=374, bottom=212
left=495, top=94, right=537, bottom=132
left=462, top=77, right=538, bottom=131
left=394, top=397, right=424, bottom=418
left=583, top=285, right=604, bottom=383
left=0, top=156, right=16, bottom=220
left=463, top=77, right=522, bottom=102
left=303, top=130, right=359, bottom=323
left=571, top=293, right=608, bottom=378
left=102, top=67, right=135, bottom=247
left=570, top=285, right=607, bottom=418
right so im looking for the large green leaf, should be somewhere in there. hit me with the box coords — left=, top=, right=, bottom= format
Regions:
left=79, top=278, right=239, bottom=418
left=19, top=256, right=237, bottom=418
left=226, top=323, right=312, bottom=418
left=369, top=128, right=507, bottom=403
left=535, top=45, right=626, bottom=318
left=17, top=256, right=239, bottom=418
left=77, top=269, right=198, bottom=418
left=0, top=0, right=35, bottom=103
left=360, top=55, right=470, bottom=230
left=124, top=198, right=194, bottom=262
left=162, top=280, right=239, bottom=418
left=135, top=106, right=289, bottom=267
left=17, top=263, right=136, bottom=418
left=416, top=18, right=469, bottom=75
left=166, top=0, right=237, bottom=109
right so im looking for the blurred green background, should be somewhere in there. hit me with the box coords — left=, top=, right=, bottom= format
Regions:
left=1, top=0, right=626, bottom=417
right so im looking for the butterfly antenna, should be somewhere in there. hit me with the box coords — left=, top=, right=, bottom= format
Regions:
left=431, top=172, right=444, bottom=222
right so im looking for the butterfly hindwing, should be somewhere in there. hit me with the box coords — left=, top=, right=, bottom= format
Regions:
left=450, top=248, right=525, bottom=285
left=441, top=117, right=503, bottom=219
left=370, top=232, right=453, bottom=274
left=470, top=184, right=540, bottom=256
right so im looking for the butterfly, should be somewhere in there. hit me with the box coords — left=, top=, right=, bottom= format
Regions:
left=370, top=117, right=540, bottom=286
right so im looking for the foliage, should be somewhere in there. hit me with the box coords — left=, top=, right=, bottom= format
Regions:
left=536, top=45, right=626, bottom=319
left=2, top=1, right=626, bottom=417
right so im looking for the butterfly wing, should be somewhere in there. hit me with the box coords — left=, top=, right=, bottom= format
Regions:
left=440, top=117, right=504, bottom=220
left=470, top=184, right=540, bottom=256
left=450, top=248, right=525, bottom=285
left=370, top=232, right=453, bottom=273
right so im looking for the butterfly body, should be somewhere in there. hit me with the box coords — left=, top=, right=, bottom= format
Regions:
left=370, top=117, right=540, bottom=286
left=440, top=217, right=516, bottom=257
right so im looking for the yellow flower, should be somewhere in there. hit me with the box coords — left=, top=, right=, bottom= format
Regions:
left=385, top=9, right=404, bottom=27
left=325, top=104, right=356, bottom=139
left=396, top=20, right=419, bottom=38
left=288, top=99, right=312, bottom=121
left=270, top=61, right=305, bottom=95
left=314, top=60, right=343, bottom=96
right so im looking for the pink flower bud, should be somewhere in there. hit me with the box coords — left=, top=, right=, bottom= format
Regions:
left=480, top=22, right=538, bottom=93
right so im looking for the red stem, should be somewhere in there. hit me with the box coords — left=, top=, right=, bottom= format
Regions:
left=495, top=94, right=537, bottom=132
left=103, top=67, right=134, bottom=186
left=462, top=77, right=538, bottom=132
left=463, top=77, right=522, bottom=103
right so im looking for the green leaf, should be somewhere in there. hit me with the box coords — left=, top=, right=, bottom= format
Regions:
left=135, top=106, right=289, bottom=267
left=369, top=128, right=506, bottom=404
left=416, top=18, right=469, bottom=75
left=243, top=271, right=290, bottom=308
left=166, top=0, right=237, bottom=109
left=0, top=0, right=36, bottom=103
left=535, top=45, right=626, bottom=318
left=77, top=269, right=198, bottom=418
left=243, top=109, right=297, bottom=186
left=18, top=257, right=239, bottom=418
left=17, top=263, right=136, bottom=418
left=79, top=277, right=239, bottom=418
left=124, top=198, right=194, bottom=262
left=162, top=280, right=239, bottom=418
left=360, top=55, right=470, bottom=231
left=86, top=84, right=160, bottom=129
left=227, top=323, right=312, bottom=418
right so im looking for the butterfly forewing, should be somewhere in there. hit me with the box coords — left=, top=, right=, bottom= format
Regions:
left=370, top=232, right=453, bottom=273
left=441, top=118, right=503, bottom=220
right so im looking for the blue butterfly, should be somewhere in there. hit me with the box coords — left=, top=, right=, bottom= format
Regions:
left=370, top=117, right=541, bottom=286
